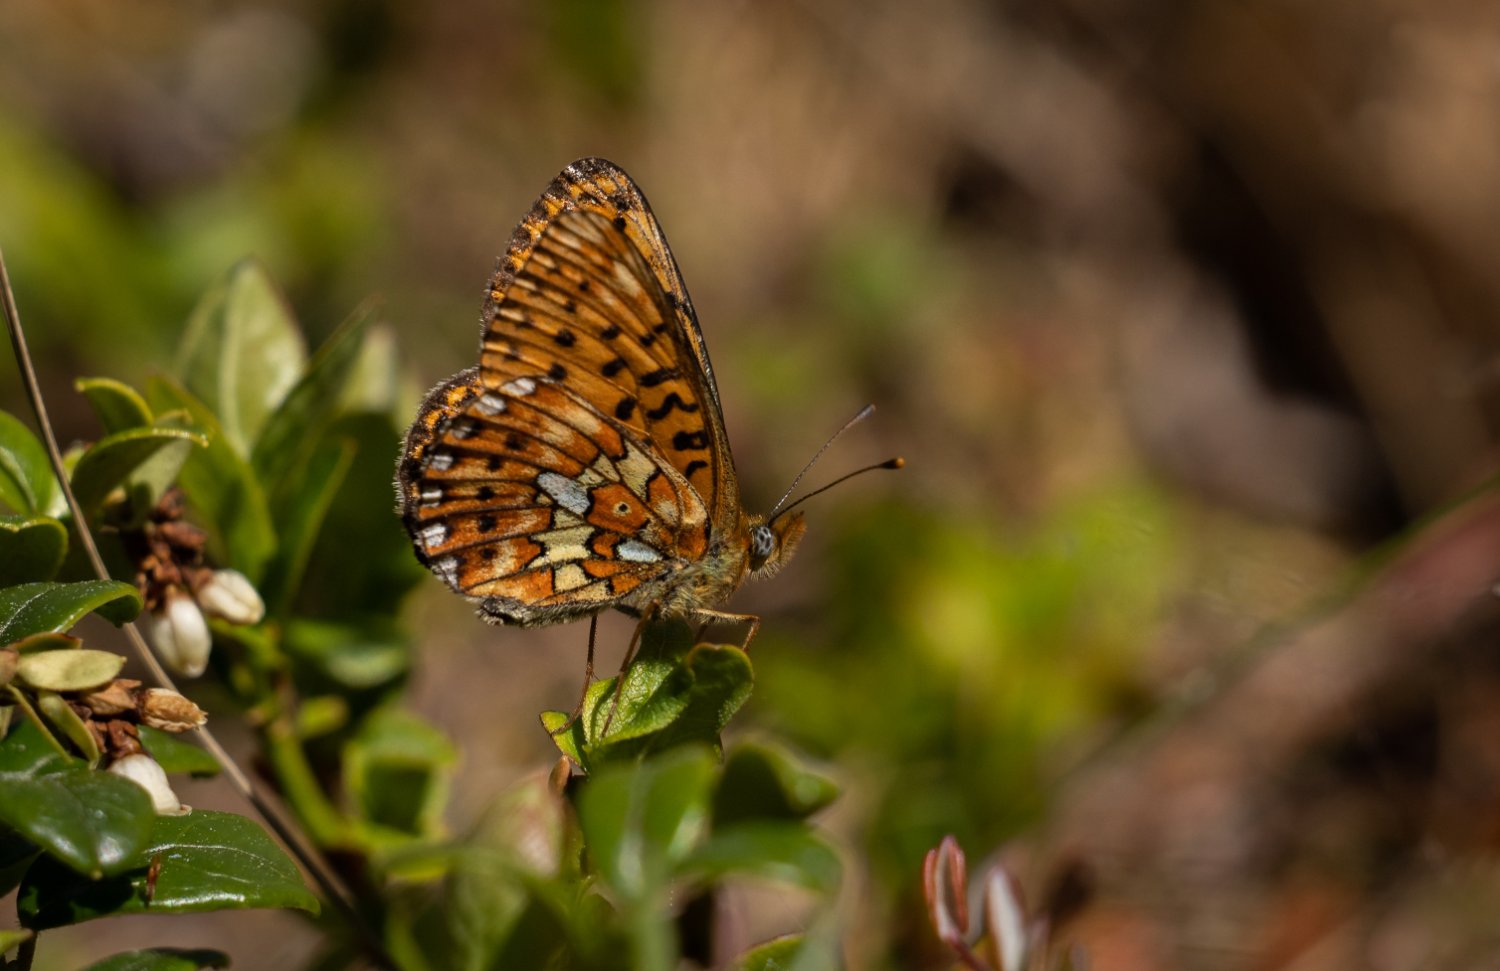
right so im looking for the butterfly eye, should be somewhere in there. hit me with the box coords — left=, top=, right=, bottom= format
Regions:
left=748, top=524, right=777, bottom=570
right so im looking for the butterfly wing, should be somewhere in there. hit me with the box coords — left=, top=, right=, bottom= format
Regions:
left=398, top=368, right=711, bottom=626
left=477, top=158, right=739, bottom=525
left=397, top=158, right=740, bottom=626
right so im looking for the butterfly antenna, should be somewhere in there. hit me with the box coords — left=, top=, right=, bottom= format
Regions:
left=770, top=455, right=905, bottom=523
left=768, top=404, right=881, bottom=519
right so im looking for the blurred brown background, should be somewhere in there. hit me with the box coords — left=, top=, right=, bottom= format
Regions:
left=5, top=0, right=1500, bottom=968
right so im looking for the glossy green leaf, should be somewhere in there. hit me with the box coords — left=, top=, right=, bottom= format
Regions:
left=138, top=726, right=220, bottom=777
left=0, top=723, right=154, bottom=877
left=70, top=426, right=208, bottom=512
left=0, top=514, right=67, bottom=585
left=577, top=746, right=716, bottom=901
left=544, top=621, right=753, bottom=771
left=75, top=377, right=154, bottom=433
left=0, top=581, right=143, bottom=643
left=251, top=302, right=372, bottom=489
left=0, top=411, right=59, bottom=517
left=146, top=378, right=276, bottom=582
left=680, top=823, right=842, bottom=896
left=175, top=260, right=306, bottom=457
left=17, top=809, right=320, bottom=928
left=17, top=649, right=124, bottom=692
left=81, top=949, right=230, bottom=971
left=714, top=743, right=840, bottom=827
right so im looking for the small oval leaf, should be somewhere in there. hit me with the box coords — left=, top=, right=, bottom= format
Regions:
left=18, top=649, right=125, bottom=692
left=70, top=427, right=208, bottom=512
left=0, top=515, right=67, bottom=585
left=75, top=378, right=154, bottom=434
left=0, top=412, right=58, bottom=517
left=34, top=691, right=101, bottom=762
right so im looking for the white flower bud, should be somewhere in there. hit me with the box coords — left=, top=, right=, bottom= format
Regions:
left=983, top=864, right=1028, bottom=971
left=195, top=569, right=265, bottom=626
left=149, top=593, right=212, bottom=677
left=108, top=753, right=186, bottom=815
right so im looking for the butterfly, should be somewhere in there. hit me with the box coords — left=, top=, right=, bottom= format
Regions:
left=398, top=158, right=894, bottom=649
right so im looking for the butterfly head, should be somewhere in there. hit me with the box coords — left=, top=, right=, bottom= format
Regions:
left=748, top=512, right=807, bottom=579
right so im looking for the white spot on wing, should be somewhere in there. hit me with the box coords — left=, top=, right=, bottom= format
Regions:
left=476, top=393, right=506, bottom=416
left=617, top=540, right=662, bottom=563
left=501, top=377, right=536, bottom=396
left=419, top=487, right=442, bottom=506
left=428, top=450, right=454, bottom=472
left=420, top=523, right=448, bottom=550
left=537, top=471, right=589, bottom=516
left=432, top=556, right=460, bottom=585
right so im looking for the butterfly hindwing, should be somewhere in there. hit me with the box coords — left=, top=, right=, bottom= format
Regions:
left=397, top=367, right=712, bottom=625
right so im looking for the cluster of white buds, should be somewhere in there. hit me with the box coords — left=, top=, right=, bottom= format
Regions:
left=148, top=569, right=264, bottom=677
left=128, top=490, right=264, bottom=678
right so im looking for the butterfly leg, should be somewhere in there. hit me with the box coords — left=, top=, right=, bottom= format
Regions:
left=549, top=615, right=599, bottom=737
left=688, top=609, right=761, bottom=650
left=600, top=605, right=656, bottom=736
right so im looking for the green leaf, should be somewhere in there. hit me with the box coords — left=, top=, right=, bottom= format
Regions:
left=0, top=827, right=39, bottom=897
left=0, top=411, right=59, bottom=517
left=545, top=621, right=753, bottom=771
left=0, top=515, right=67, bottom=584
left=296, top=412, right=427, bottom=615
left=35, top=690, right=101, bottom=761
left=445, top=776, right=571, bottom=969
left=138, top=726, right=220, bottom=777
left=81, top=949, right=230, bottom=971
left=714, top=743, right=840, bottom=827
left=70, top=426, right=208, bottom=512
left=0, top=928, right=33, bottom=957
left=261, top=436, right=354, bottom=615
left=0, top=725, right=154, bottom=877
left=283, top=619, right=411, bottom=692
left=680, top=823, right=842, bottom=896
left=75, top=378, right=154, bottom=433
left=17, top=809, right=320, bottom=928
left=251, top=303, right=372, bottom=490
left=175, top=260, right=307, bottom=457
left=577, top=746, right=716, bottom=902
left=146, top=378, right=276, bottom=582
left=345, top=707, right=456, bottom=842
left=17, top=649, right=124, bottom=692
left=0, top=581, right=143, bottom=644
left=730, top=936, right=803, bottom=971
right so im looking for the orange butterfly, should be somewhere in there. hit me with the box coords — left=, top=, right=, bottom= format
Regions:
left=397, top=158, right=896, bottom=652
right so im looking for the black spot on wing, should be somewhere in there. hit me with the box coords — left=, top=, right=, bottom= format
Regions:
left=645, top=392, right=700, bottom=420
left=672, top=430, right=709, bottom=451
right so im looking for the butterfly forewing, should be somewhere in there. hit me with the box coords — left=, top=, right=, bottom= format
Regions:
left=478, top=159, right=739, bottom=524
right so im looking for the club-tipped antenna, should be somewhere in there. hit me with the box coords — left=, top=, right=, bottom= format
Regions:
left=770, top=455, right=905, bottom=523
left=768, top=404, right=879, bottom=519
